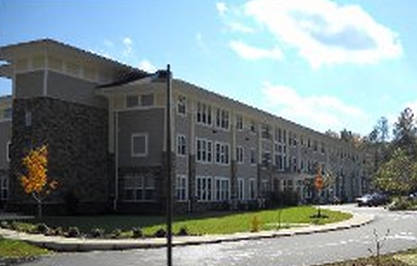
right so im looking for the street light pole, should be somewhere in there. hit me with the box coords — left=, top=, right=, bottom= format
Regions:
left=165, top=64, right=173, bottom=266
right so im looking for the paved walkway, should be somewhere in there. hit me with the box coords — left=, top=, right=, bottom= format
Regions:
left=0, top=206, right=374, bottom=252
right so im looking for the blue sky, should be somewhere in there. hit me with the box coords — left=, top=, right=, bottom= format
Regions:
left=1, top=0, right=417, bottom=137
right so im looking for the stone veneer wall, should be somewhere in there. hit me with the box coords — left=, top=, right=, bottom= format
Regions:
left=8, top=97, right=110, bottom=214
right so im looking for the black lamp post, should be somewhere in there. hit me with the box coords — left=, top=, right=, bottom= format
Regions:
left=165, top=64, right=173, bottom=266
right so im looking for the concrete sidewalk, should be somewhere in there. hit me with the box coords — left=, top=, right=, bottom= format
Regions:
left=0, top=208, right=374, bottom=252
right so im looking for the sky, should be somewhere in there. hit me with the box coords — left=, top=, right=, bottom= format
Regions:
left=1, top=0, right=417, bottom=137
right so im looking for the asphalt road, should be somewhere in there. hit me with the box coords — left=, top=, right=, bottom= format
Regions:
left=21, top=205, right=417, bottom=266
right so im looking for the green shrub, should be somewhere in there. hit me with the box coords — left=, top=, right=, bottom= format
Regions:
left=0, top=221, right=9, bottom=229
left=154, top=228, right=166, bottom=238
left=132, top=227, right=143, bottom=238
left=90, top=228, right=104, bottom=238
left=53, top=226, right=64, bottom=236
left=36, top=223, right=50, bottom=235
left=110, top=228, right=122, bottom=239
left=177, top=226, right=188, bottom=236
left=388, top=197, right=417, bottom=211
left=67, top=227, right=80, bottom=238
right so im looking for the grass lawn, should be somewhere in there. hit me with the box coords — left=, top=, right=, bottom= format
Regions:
left=12, top=206, right=351, bottom=237
left=0, top=237, right=49, bottom=259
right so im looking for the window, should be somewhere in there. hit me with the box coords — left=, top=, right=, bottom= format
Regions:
left=261, top=124, right=271, bottom=139
left=276, top=128, right=282, bottom=143
left=177, top=135, right=186, bottom=156
left=236, top=114, right=243, bottom=130
left=313, top=140, right=318, bottom=152
left=126, top=94, right=154, bottom=108
left=215, top=177, right=230, bottom=201
left=3, top=108, right=12, bottom=120
left=283, top=130, right=287, bottom=143
left=141, top=94, right=154, bottom=106
left=249, top=179, right=256, bottom=200
left=196, top=176, right=212, bottom=201
left=275, top=154, right=283, bottom=171
left=250, top=121, right=256, bottom=133
left=0, top=176, right=8, bottom=200
left=262, top=151, right=271, bottom=167
left=196, top=102, right=212, bottom=126
left=237, top=178, right=244, bottom=200
left=25, top=111, right=32, bottom=127
left=176, top=175, right=187, bottom=201
left=196, top=138, right=212, bottom=163
left=6, top=141, right=11, bottom=162
left=292, top=157, right=297, bottom=172
left=261, top=180, right=270, bottom=197
left=126, top=95, right=139, bottom=108
left=215, top=108, right=229, bottom=130
left=250, top=148, right=256, bottom=164
left=131, top=133, right=148, bottom=157
left=236, top=146, right=244, bottom=164
left=215, top=142, right=230, bottom=165
left=321, top=142, right=325, bottom=154
left=293, top=133, right=297, bottom=147
left=123, top=174, right=155, bottom=201
left=177, top=95, right=186, bottom=115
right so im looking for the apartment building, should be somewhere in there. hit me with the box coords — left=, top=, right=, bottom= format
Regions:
left=0, top=39, right=369, bottom=214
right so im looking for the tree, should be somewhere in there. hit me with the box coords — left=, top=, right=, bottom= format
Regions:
left=375, top=148, right=417, bottom=195
left=393, top=107, right=417, bottom=157
left=20, top=145, right=58, bottom=218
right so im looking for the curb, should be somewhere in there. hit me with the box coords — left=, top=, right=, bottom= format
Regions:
left=0, top=212, right=374, bottom=252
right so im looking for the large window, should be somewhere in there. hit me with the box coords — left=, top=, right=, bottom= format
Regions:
left=215, top=177, right=230, bottom=201
left=236, top=146, right=244, bottom=164
left=261, top=123, right=271, bottom=140
left=250, top=148, right=256, bottom=165
left=196, top=138, right=212, bottom=163
left=131, top=133, right=148, bottom=157
left=215, top=142, right=230, bottom=165
left=196, top=176, right=212, bottom=201
left=237, top=178, right=244, bottom=200
left=0, top=176, right=8, bottom=200
left=176, top=175, right=187, bottom=201
left=177, top=95, right=186, bottom=115
left=125, top=94, right=154, bottom=108
left=123, top=174, right=155, bottom=202
left=262, top=151, right=271, bottom=167
left=176, top=135, right=186, bottom=156
left=236, top=114, right=243, bottom=131
left=215, top=108, right=229, bottom=130
left=196, top=102, right=212, bottom=126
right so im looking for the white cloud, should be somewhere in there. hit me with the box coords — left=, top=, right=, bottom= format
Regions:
left=262, top=82, right=366, bottom=132
left=138, top=59, right=157, bottom=73
left=227, top=0, right=403, bottom=67
left=229, top=40, right=283, bottom=60
left=229, top=22, right=254, bottom=33
left=216, top=2, right=228, bottom=15
left=122, top=37, right=133, bottom=57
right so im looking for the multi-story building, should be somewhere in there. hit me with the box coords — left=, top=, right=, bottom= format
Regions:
left=0, top=39, right=369, bottom=214
left=0, top=95, right=12, bottom=208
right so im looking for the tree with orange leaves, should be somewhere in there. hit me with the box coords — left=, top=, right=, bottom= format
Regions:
left=20, top=145, right=58, bottom=218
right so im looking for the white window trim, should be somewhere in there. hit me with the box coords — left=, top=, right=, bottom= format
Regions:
left=176, top=134, right=187, bottom=157
left=214, top=176, right=230, bottom=202
left=237, top=178, right=245, bottom=201
left=177, top=95, right=187, bottom=116
left=236, top=146, right=244, bottom=164
left=196, top=176, right=213, bottom=202
left=176, top=174, right=188, bottom=202
left=131, top=133, right=148, bottom=157
left=215, top=141, right=230, bottom=165
left=196, top=138, right=213, bottom=164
